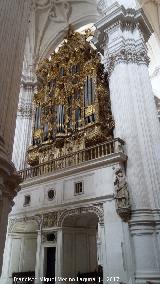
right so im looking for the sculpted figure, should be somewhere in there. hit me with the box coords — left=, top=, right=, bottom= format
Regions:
left=114, top=167, right=130, bottom=209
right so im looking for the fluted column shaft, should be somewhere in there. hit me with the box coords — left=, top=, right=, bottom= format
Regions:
left=35, top=231, right=42, bottom=284
left=12, top=80, right=35, bottom=170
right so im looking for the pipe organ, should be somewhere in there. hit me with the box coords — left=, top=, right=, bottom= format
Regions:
left=27, top=26, right=114, bottom=166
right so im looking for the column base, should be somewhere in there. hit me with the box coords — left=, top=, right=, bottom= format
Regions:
left=129, top=209, right=160, bottom=284
left=0, top=137, right=22, bottom=275
left=135, top=272, right=160, bottom=284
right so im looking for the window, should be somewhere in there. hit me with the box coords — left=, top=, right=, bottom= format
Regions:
left=74, top=182, right=83, bottom=195
left=23, top=195, right=31, bottom=206
left=48, top=189, right=55, bottom=200
left=47, top=233, right=56, bottom=242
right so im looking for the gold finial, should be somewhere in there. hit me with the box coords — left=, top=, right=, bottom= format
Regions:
left=84, top=28, right=94, bottom=39
left=66, top=24, right=75, bottom=39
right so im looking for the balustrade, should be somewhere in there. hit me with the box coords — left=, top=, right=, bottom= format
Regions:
left=18, top=138, right=124, bottom=180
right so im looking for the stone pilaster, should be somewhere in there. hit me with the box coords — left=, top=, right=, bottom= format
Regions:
left=95, top=3, right=160, bottom=283
left=35, top=231, right=42, bottom=284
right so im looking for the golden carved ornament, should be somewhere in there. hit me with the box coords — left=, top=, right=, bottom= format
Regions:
left=27, top=25, right=114, bottom=166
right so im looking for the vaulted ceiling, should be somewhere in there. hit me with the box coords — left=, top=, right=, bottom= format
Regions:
left=25, top=0, right=98, bottom=69
left=23, top=0, right=160, bottom=96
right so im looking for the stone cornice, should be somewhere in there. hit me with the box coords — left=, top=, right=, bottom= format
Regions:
left=129, top=209, right=160, bottom=235
left=95, top=3, right=153, bottom=41
left=8, top=202, right=104, bottom=233
left=21, top=79, right=36, bottom=91
left=104, top=46, right=150, bottom=75
left=0, top=137, right=22, bottom=202
left=0, top=158, right=22, bottom=202
left=21, top=81, right=36, bottom=90
left=94, top=3, right=153, bottom=74
left=20, top=73, right=37, bottom=90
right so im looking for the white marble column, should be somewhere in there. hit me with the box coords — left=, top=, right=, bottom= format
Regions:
left=95, top=2, right=160, bottom=283
left=12, top=76, right=35, bottom=170
left=0, top=183, right=11, bottom=276
left=56, top=229, right=63, bottom=279
left=0, top=0, right=31, bottom=275
left=35, top=231, right=42, bottom=284
left=0, top=234, right=13, bottom=284
left=95, top=2, right=160, bottom=209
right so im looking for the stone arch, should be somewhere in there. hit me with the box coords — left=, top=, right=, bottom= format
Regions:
left=8, top=216, right=40, bottom=233
left=57, top=204, right=104, bottom=227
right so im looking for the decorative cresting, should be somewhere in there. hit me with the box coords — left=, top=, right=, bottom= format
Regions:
left=27, top=25, right=114, bottom=166
left=113, top=165, right=131, bottom=222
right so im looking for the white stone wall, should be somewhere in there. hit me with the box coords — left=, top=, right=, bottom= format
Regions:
left=11, top=164, right=114, bottom=215
left=1, top=156, right=133, bottom=284
left=1, top=234, right=37, bottom=283
left=62, top=227, right=97, bottom=277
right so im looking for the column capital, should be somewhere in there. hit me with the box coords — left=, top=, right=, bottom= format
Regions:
left=20, top=76, right=36, bottom=91
left=0, top=140, right=22, bottom=202
left=94, top=3, right=153, bottom=74
left=17, top=104, right=33, bottom=119
left=95, top=3, right=153, bottom=38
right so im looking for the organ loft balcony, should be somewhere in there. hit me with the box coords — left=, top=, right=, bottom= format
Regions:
left=19, top=138, right=127, bottom=181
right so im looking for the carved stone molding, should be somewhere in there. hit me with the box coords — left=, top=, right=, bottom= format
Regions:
left=8, top=214, right=42, bottom=233
left=97, top=0, right=106, bottom=15
left=35, top=0, right=50, bottom=8
left=9, top=203, right=104, bottom=233
left=94, top=4, right=153, bottom=75
left=8, top=218, right=17, bottom=233
left=0, top=144, right=22, bottom=207
left=106, top=48, right=150, bottom=75
left=150, top=65, right=160, bottom=79
left=49, top=1, right=72, bottom=23
left=43, top=211, right=58, bottom=228
left=34, top=0, right=93, bottom=23
left=21, top=82, right=35, bottom=91
left=57, top=203, right=104, bottom=227
left=17, top=104, right=33, bottom=119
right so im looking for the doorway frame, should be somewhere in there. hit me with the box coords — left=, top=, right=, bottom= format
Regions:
left=40, top=231, right=58, bottom=281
